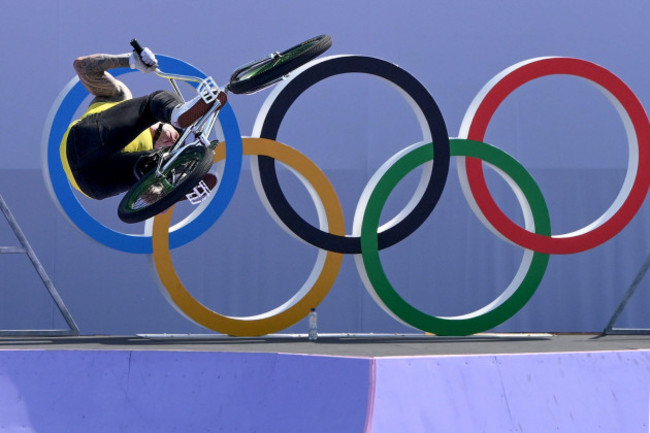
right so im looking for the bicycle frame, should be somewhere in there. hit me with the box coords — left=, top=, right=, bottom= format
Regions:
left=148, top=45, right=313, bottom=178
left=151, top=69, right=224, bottom=176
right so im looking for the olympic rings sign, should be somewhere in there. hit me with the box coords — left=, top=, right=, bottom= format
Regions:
left=43, top=54, right=650, bottom=336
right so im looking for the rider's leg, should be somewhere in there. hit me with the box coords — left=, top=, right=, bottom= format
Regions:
left=96, top=90, right=181, bottom=151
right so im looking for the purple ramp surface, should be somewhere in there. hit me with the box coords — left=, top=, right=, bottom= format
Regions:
left=0, top=350, right=371, bottom=433
left=368, top=350, right=650, bottom=432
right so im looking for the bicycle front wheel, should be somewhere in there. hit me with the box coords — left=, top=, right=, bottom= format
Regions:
left=118, top=146, right=214, bottom=224
left=228, top=35, right=332, bottom=95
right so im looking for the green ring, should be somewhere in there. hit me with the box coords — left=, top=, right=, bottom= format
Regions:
left=358, top=139, right=551, bottom=335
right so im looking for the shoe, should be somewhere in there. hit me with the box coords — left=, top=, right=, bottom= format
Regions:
left=171, top=90, right=227, bottom=129
left=199, top=172, right=218, bottom=190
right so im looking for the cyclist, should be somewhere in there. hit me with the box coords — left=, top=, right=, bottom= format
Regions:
left=61, top=46, right=226, bottom=200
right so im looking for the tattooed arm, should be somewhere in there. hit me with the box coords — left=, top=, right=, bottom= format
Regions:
left=73, top=53, right=133, bottom=103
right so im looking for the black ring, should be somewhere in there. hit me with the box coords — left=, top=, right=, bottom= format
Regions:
left=256, top=56, right=450, bottom=253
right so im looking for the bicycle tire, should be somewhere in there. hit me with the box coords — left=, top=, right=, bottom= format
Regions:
left=228, top=35, right=332, bottom=95
left=118, top=146, right=214, bottom=224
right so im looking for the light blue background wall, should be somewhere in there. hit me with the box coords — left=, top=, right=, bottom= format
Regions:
left=2, top=0, right=650, bottom=335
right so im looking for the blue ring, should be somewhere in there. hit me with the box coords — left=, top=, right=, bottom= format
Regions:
left=43, top=55, right=242, bottom=253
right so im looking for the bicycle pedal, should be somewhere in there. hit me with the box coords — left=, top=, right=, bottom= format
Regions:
left=185, top=179, right=212, bottom=205
left=198, top=76, right=221, bottom=104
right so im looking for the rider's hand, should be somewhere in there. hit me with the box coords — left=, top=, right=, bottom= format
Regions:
left=129, top=47, right=158, bottom=73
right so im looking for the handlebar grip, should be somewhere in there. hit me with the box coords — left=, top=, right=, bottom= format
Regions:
left=130, top=39, right=144, bottom=54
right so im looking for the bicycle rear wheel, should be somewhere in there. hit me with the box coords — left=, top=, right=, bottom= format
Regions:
left=227, top=35, right=332, bottom=95
left=118, top=146, right=214, bottom=223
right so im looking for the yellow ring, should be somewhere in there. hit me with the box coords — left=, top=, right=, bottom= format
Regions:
left=151, top=138, right=345, bottom=336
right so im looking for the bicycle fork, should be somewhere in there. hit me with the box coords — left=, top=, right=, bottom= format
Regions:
left=154, top=94, right=224, bottom=177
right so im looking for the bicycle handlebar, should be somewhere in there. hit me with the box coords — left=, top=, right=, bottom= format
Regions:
left=130, top=39, right=144, bottom=55
left=128, top=39, right=215, bottom=91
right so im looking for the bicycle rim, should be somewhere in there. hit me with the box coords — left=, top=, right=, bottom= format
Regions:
left=228, top=35, right=332, bottom=94
left=240, top=39, right=321, bottom=80
left=118, top=146, right=213, bottom=223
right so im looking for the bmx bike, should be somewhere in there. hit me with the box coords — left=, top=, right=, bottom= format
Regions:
left=117, top=35, right=332, bottom=224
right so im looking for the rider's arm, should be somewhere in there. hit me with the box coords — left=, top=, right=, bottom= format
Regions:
left=73, top=53, right=133, bottom=102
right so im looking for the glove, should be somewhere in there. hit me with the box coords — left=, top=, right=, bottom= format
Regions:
left=129, top=47, right=158, bottom=73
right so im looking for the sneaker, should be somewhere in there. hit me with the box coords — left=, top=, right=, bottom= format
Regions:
left=171, top=91, right=227, bottom=129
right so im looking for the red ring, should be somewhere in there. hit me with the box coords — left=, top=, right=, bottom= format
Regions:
left=462, top=57, right=650, bottom=254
